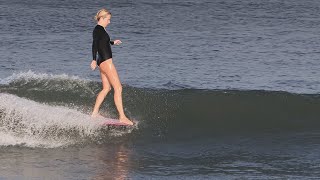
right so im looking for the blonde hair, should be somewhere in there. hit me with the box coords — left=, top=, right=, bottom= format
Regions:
left=94, top=8, right=111, bottom=21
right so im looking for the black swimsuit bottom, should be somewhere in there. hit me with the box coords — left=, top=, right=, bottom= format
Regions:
left=92, top=25, right=114, bottom=66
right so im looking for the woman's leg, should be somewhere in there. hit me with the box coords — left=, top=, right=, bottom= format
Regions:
left=99, top=59, right=133, bottom=125
left=91, top=70, right=111, bottom=117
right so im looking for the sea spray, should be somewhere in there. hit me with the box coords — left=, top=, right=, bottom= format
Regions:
left=0, top=93, right=134, bottom=148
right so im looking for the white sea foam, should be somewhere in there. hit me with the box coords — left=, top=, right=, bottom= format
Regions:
left=1, top=70, right=85, bottom=85
left=0, top=93, right=133, bottom=148
left=0, top=70, right=96, bottom=95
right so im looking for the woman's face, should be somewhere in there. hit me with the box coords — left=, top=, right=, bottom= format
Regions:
left=104, top=15, right=111, bottom=26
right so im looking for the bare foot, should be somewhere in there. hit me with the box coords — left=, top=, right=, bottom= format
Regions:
left=119, top=116, right=133, bottom=125
left=91, top=113, right=104, bottom=119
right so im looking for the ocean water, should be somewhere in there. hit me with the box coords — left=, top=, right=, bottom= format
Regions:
left=1, top=0, right=320, bottom=179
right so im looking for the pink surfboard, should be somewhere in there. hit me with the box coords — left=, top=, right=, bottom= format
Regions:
left=100, top=118, right=131, bottom=126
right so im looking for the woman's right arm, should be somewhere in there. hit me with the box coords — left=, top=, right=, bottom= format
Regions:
left=92, top=29, right=99, bottom=61
left=91, top=29, right=99, bottom=70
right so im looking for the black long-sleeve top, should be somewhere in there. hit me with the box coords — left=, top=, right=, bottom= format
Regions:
left=92, top=25, right=114, bottom=65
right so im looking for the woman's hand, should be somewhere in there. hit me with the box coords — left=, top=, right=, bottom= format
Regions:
left=91, top=60, right=97, bottom=70
left=114, top=40, right=122, bottom=45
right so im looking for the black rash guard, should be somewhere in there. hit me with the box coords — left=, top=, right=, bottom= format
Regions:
left=92, top=25, right=114, bottom=66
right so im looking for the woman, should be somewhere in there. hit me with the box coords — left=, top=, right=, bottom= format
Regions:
left=91, top=9, right=133, bottom=125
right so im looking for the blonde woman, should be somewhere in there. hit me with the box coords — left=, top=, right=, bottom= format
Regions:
left=91, top=9, right=133, bottom=125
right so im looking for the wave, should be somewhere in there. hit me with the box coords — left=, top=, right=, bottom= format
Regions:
left=0, top=93, right=135, bottom=148
left=1, top=71, right=320, bottom=146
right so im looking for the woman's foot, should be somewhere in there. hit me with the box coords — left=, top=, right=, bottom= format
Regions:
left=119, top=116, right=133, bottom=125
left=91, top=112, right=104, bottom=119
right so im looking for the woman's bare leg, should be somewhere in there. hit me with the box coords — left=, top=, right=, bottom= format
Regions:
left=91, top=70, right=111, bottom=117
left=99, top=59, right=133, bottom=125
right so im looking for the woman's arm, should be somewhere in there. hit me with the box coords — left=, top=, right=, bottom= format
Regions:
left=92, top=29, right=99, bottom=61
left=91, top=29, right=99, bottom=70
left=110, top=39, right=122, bottom=45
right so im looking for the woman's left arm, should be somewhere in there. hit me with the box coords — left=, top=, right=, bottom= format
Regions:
left=110, top=40, right=122, bottom=45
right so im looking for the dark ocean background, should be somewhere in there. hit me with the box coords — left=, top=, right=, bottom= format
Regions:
left=1, top=0, right=320, bottom=179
